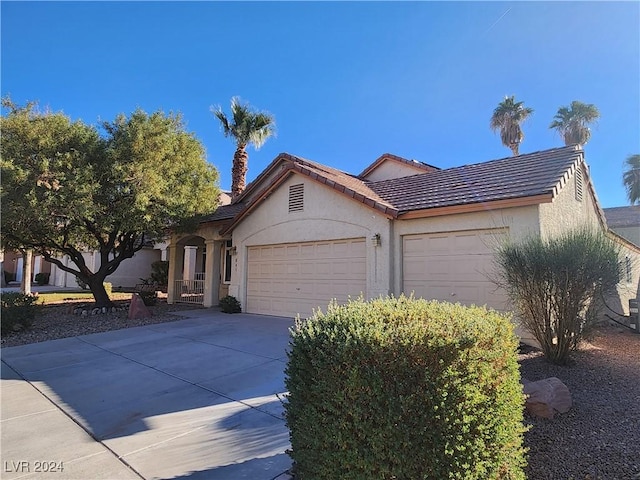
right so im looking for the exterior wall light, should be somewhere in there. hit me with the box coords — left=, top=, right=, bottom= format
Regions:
left=230, top=246, right=237, bottom=256
left=371, top=234, right=381, bottom=247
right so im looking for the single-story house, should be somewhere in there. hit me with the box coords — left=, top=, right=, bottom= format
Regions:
left=167, top=144, right=640, bottom=340
left=604, top=206, right=640, bottom=246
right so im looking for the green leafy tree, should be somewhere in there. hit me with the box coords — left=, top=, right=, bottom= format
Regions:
left=213, top=97, right=275, bottom=198
left=1, top=98, right=220, bottom=307
left=549, top=100, right=600, bottom=146
left=623, top=154, right=640, bottom=205
left=490, top=95, right=534, bottom=156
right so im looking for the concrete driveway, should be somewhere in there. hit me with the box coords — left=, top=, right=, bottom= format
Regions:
left=1, top=310, right=295, bottom=480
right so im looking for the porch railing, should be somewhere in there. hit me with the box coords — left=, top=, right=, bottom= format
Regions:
left=174, top=279, right=205, bottom=305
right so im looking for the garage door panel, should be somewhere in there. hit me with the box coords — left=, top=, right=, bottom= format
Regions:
left=247, top=238, right=366, bottom=318
left=402, top=229, right=508, bottom=310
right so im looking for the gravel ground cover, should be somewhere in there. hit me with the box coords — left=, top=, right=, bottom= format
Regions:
left=520, top=325, right=640, bottom=480
left=1, top=294, right=204, bottom=348
left=2, top=300, right=638, bottom=479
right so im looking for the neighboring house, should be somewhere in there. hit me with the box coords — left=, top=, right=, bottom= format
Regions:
left=604, top=206, right=640, bottom=246
left=1, top=250, right=51, bottom=285
left=167, top=145, right=640, bottom=341
left=49, top=244, right=167, bottom=289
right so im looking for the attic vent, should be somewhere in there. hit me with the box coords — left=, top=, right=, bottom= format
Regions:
left=575, top=166, right=583, bottom=202
left=289, top=183, right=304, bottom=212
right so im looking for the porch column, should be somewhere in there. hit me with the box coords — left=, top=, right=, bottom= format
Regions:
left=203, top=240, right=221, bottom=308
left=167, top=243, right=184, bottom=305
left=183, top=246, right=198, bottom=281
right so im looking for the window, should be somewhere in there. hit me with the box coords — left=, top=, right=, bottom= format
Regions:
left=575, top=166, right=583, bottom=202
left=223, top=240, right=233, bottom=284
left=289, top=183, right=304, bottom=212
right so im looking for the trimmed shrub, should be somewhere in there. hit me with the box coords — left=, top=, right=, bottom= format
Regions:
left=34, top=272, right=50, bottom=285
left=139, top=290, right=158, bottom=306
left=1, top=292, right=40, bottom=335
left=219, top=295, right=241, bottom=313
left=149, top=260, right=169, bottom=286
left=494, top=226, right=622, bottom=364
left=285, top=295, right=527, bottom=480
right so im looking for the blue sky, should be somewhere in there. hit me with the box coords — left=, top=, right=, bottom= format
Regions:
left=2, top=1, right=638, bottom=208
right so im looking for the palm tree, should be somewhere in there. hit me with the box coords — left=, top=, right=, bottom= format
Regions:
left=549, top=101, right=600, bottom=146
left=213, top=97, right=275, bottom=198
left=490, top=96, right=534, bottom=156
left=623, top=154, right=640, bottom=205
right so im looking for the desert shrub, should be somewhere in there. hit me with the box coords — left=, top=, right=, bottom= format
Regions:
left=139, top=290, right=158, bottom=306
left=219, top=295, right=241, bottom=313
left=495, top=226, right=621, bottom=365
left=1, top=292, right=40, bottom=335
left=34, top=272, right=50, bottom=285
left=150, top=260, right=169, bottom=286
left=285, top=295, right=527, bottom=480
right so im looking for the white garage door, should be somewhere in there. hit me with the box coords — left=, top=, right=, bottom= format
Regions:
left=247, top=238, right=366, bottom=318
left=403, top=229, right=508, bottom=310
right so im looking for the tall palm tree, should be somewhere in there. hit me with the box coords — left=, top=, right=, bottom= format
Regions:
left=623, top=154, right=640, bottom=205
left=490, top=96, right=534, bottom=156
left=549, top=101, right=600, bottom=146
left=213, top=97, right=275, bottom=198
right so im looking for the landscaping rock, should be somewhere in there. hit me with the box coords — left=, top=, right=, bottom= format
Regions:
left=522, top=376, right=572, bottom=419
left=128, top=293, right=151, bottom=320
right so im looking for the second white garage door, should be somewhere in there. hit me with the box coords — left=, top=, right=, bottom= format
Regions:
left=403, top=229, right=508, bottom=310
left=246, top=238, right=366, bottom=318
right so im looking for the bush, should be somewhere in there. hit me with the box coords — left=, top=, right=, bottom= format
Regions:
left=150, top=260, right=169, bottom=286
left=219, top=295, right=241, bottom=313
left=139, top=290, right=158, bottom=306
left=285, top=295, right=527, bottom=480
left=1, top=292, right=40, bottom=335
left=495, top=227, right=621, bottom=365
left=34, top=272, right=50, bottom=286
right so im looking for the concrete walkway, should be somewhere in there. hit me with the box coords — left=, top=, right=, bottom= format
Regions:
left=1, top=310, right=295, bottom=479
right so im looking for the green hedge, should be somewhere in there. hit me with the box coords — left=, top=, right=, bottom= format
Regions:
left=285, top=295, right=527, bottom=480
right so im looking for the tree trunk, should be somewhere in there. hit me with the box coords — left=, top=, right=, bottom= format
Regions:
left=231, top=146, right=249, bottom=198
left=86, top=274, right=114, bottom=308
left=21, top=249, right=33, bottom=295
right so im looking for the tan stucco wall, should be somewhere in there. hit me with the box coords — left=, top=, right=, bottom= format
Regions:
left=364, top=161, right=428, bottom=182
left=106, top=248, right=162, bottom=288
left=230, top=174, right=393, bottom=309
left=606, top=238, right=640, bottom=317
left=538, top=163, right=601, bottom=238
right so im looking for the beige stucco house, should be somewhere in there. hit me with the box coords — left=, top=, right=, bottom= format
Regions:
left=167, top=145, right=640, bottom=339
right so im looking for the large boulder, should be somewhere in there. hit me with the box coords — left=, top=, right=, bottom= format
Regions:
left=522, top=377, right=572, bottom=419
left=128, top=293, right=151, bottom=320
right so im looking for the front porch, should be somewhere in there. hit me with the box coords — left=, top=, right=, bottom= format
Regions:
left=167, top=233, right=233, bottom=307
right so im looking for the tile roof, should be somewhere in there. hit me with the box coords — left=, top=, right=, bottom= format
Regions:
left=283, top=154, right=398, bottom=215
left=204, top=145, right=585, bottom=227
left=359, top=153, right=439, bottom=178
left=603, top=206, right=640, bottom=227
left=368, top=146, right=583, bottom=213
left=200, top=203, right=245, bottom=222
